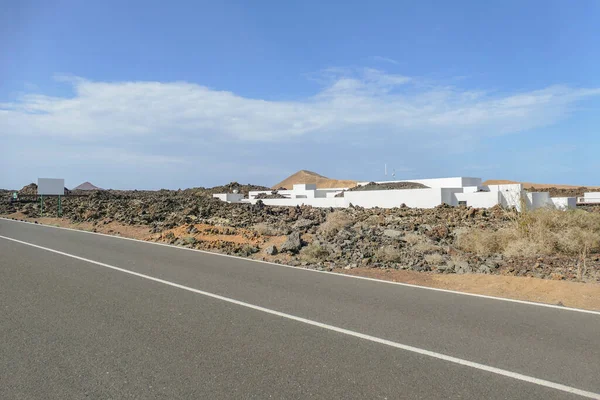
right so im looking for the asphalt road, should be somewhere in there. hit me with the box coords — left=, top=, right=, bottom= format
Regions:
left=1, top=218, right=599, bottom=399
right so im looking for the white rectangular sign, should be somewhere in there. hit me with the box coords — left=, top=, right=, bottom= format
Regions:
left=37, top=178, right=65, bottom=195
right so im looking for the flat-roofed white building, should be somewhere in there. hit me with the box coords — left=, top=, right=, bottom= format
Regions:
left=578, top=192, right=600, bottom=204
left=213, top=177, right=577, bottom=211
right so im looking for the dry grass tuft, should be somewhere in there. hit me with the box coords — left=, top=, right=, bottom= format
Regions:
left=376, top=245, right=403, bottom=263
left=457, top=208, right=600, bottom=280
left=402, top=233, right=422, bottom=245
left=251, top=223, right=282, bottom=236
left=424, top=253, right=445, bottom=265
left=300, top=243, right=330, bottom=264
left=402, top=233, right=441, bottom=254
left=413, top=242, right=442, bottom=254
left=318, top=211, right=353, bottom=239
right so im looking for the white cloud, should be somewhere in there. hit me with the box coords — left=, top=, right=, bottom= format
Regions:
left=67, top=147, right=188, bottom=166
left=370, top=56, right=401, bottom=65
left=8, top=145, right=187, bottom=167
left=1, top=69, right=599, bottom=147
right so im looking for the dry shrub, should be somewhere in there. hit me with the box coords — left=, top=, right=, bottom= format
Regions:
left=183, top=236, right=197, bottom=245
left=455, top=228, right=516, bottom=257
left=402, top=233, right=440, bottom=253
left=252, top=222, right=281, bottom=236
left=424, top=253, right=444, bottom=265
left=352, top=221, right=369, bottom=231
left=402, top=233, right=422, bottom=245
left=457, top=209, right=600, bottom=278
left=376, top=245, right=403, bottom=263
left=364, top=214, right=385, bottom=227
left=300, top=243, right=330, bottom=264
left=318, top=211, right=353, bottom=239
left=413, top=242, right=442, bottom=254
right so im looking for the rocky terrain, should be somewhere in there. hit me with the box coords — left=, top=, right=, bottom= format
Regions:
left=335, top=181, right=428, bottom=197
left=18, top=183, right=38, bottom=195
left=350, top=182, right=428, bottom=191
left=254, top=192, right=288, bottom=199
left=2, top=182, right=599, bottom=283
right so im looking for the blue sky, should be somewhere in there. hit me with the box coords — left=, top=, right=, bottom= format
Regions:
left=1, top=0, right=600, bottom=189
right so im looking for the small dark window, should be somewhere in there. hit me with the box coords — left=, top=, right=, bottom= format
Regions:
left=458, top=201, right=467, bottom=206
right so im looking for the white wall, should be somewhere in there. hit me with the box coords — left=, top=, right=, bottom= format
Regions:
left=213, top=194, right=227, bottom=202
left=246, top=188, right=449, bottom=209
left=493, top=185, right=525, bottom=210
left=491, top=187, right=562, bottom=211
left=462, top=186, right=480, bottom=194
left=292, top=186, right=315, bottom=198
left=526, top=192, right=551, bottom=209
left=249, top=190, right=292, bottom=199
left=454, top=191, right=500, bottom=208
left=247, top=188, right=455, bottom=209
left=314, top=188, right=346, bottom=198
left=551, top=197, right=577, bottom=210
left=290, top=185, right=346, bottom=199
left=441, top=188, right=465, bottom=206
left=212, top=193, right=244, bottom=203
left=293, top=184, right=317, bottom=190
left=358, top=177, right=483, bottom=189
left=249, top=186, right=347, bottom=200
left=582, top=192, right=600, bottom=204
left=487, top=183, right=524, bottom=192
left=325, top=191, right=344, bottom=198
left=344, top=188, right=443, bottom=209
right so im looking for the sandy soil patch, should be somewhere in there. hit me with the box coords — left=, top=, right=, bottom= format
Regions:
left=5, top=212, right=153, bottom=239
left=342, top=268, right=600, bottom=311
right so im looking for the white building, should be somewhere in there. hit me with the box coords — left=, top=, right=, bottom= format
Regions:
left=213, top=193, right=245, bottom=203
left=214, top=178, right=577, bottom=211
left=578, top=192, right=600, bottom=205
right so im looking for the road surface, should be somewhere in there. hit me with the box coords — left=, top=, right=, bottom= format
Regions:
left=1, top=218, right=599, bottom=399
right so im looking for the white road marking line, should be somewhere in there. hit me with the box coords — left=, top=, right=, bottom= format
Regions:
left=1, top=217, right=600, bottom=316
left=1, top=234, right=599, bottom=399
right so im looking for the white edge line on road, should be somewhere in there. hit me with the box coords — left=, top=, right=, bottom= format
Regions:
left=1, top=217, right=600, bottom=316
left=1, top=233, right=599, bottom=399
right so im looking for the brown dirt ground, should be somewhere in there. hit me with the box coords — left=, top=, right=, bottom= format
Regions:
left=342, top=268, right=600, bottom=311
left=6, top=212, right=153, bottom=239
left=4, top=212, right=599, bottom=311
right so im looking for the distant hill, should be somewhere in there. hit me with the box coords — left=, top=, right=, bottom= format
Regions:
left=273, top=170, right=357, bottom=190
left=73, top=181, right=102, bottom=191
left=482, top=179, right=600, bottom=190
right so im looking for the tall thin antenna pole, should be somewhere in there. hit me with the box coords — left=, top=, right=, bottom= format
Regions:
left=385, top=164, right=387, bottom=176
